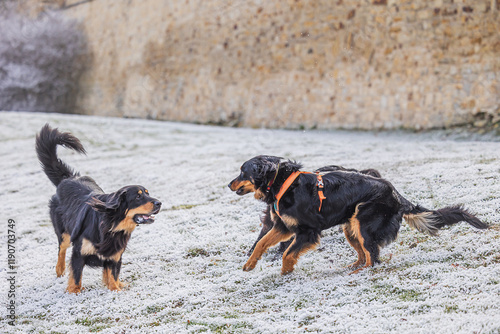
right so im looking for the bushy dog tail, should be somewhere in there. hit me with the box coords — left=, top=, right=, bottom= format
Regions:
left=36, top=124, right=86, bottom=187
left=403, top=204, right=488, bottom=236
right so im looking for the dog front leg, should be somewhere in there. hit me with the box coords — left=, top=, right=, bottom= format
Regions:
left=247, top=206, right=275, bottom=256
left=103, top=259, right=125, bottom=291
left=243, top=221, right=293, bottom=271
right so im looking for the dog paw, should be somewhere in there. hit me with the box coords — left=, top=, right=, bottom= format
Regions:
left=345, top=260, right=365, bottom=269
left=56, top=265, right=66, bottom=277
left=66, top=286, right=82, bottom=294
left=117, top=281, right=129, bottom=289
left=349, top=265, right=370, bottom=275
left=243, top=260, right=256, bottom=271
left=281, top=267, right=295, bottom=275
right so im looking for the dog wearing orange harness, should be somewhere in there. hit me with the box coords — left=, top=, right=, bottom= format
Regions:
left=245, top=165, right=382, bottom=258
left=228, top=155, right=487, bottom=275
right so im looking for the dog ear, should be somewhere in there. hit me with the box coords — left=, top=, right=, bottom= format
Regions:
left=88, top=190, right=127, bottom=213
left=259, top=157, right=283, bottom=177
left=252, top=156, right=283, bottom=187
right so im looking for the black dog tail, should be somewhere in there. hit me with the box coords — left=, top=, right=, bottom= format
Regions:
left=36, top=124, right=86, bottom=187
left=403, top=203, right=488, bottom=236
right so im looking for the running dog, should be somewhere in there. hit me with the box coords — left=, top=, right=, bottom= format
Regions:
left=247, top=166, right=381, bottom=257
left=229, top=155, right=487, bottom=275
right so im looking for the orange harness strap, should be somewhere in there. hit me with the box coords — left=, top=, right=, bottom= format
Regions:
left=274, top=171, right=326, bottom=218
left=316, top=174, right=326, bottom=211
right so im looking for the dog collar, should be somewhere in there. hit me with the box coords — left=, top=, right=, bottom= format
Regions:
left=266, top=162, right=280, bottom=191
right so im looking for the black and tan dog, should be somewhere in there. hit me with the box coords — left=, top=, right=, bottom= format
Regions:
left=229, top=155, right=487, bottom=275
left=36, top=124, right=161, bottom=293
left=247, top=166, right=382, bottom=257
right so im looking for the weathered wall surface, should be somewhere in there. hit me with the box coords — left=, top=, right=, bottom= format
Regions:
left=35, top=0, right=500, bottom=129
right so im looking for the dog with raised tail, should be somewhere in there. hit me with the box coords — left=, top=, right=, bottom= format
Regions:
left=36, top=124, right=161, bottom=293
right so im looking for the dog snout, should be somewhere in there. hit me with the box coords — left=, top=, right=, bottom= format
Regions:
left=228, top=179, right=237, bottom=189
left=153, top=200, right=162, bottom=209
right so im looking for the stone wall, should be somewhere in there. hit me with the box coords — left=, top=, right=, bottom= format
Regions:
left=32, top=0, right=500, bottom=130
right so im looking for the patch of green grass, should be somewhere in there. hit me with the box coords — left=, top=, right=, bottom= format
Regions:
left=144, top=305, right=166, bottom=315
left=372, top=284, right=423, bottom=302
left=147, top=321, right=161, bottom=327
left=298, top=314, right=318, bottom=327
left=477, top=157, right=496, bottom=164
left=294, top=299, right=308, bottom=311
left=222, top=312, right=239, bottom=319
left=89, top=325, right=110, bottom=332
left=185, top=247, right=210, bottom=258
left=75, top=317, right=114, bottom=332
left=168, top=203, right=200, bottom=211
left=186, top=319, right=253, bottom=333
left=409, top=304, right=432, bottom=315
left=33, top=313, right=48, bottom=320
left=444, top=305, right=459, bottom=313
left=75, top=317, right=94, bottom=326
left=397, top=288, right=422, bottom=302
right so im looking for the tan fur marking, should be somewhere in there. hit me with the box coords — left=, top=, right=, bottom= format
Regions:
left=349, top=203, right=364, bottom=240
left=66, top=270, right=82, bottom=294
left=56, top=233, right=71, bottom=277
left=102, top=267, right=111, bottom=286
left=404, top=212, right=438, bottom=236
left=108, top=249, right=124, bottom=263
left=230, top=180, right=256, bottom=194
left=138, top=190, right=142, bottom=195
left=280, top=214, right=299, bottom=228
left=281, top=239, right=319, bottom=275
left=254, top=189, right=265, bottom=200
left=243, top=227, right=293, bottom=271
left=343, top=224, right=366, bottom=268
left=348, top=203, right=373, bottom=274
left=113, top=202, right=155, bottom=233
left=81, top=238, right=124, bottom=262
left=81, top=238, right=97, bottom=256
left=102, top=268, right=121, bottom=291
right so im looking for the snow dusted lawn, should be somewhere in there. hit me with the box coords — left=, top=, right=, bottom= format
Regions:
left=1, top=111, right=499, bottom=333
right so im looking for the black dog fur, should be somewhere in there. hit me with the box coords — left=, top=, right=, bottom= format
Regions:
left=229, top=155, right=488, bottom=275
left=247, top=166, right=382, bottom=257
left=36, top=124, right=161, bottom=293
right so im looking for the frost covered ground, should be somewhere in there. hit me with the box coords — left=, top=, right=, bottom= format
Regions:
left=0, top=111, right=499, bottom=334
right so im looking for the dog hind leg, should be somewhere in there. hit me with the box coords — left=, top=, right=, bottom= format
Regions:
left=343, top=224, right=366, bottom=268
left=67, top=249, right=84, bottom=293
left=56, top=233, right=71, bottom=277
left=281, top=230, right=320, bottom=275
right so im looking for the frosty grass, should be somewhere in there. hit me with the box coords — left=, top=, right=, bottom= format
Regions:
left=0, top=112, right=499, bottom=333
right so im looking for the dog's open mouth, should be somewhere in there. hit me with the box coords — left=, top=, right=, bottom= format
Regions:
left=133, top=208, right=160, bottom=225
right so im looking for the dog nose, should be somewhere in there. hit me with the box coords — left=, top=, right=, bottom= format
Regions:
left=153, top=201, right=162, bottom=208
left=227, top=182, right=232, bottom=188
